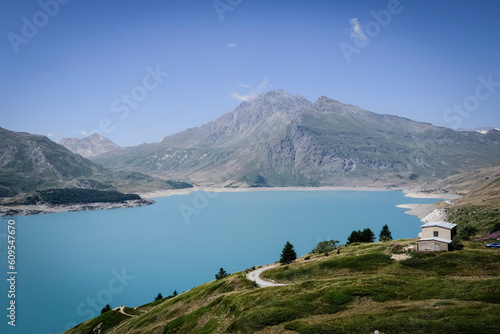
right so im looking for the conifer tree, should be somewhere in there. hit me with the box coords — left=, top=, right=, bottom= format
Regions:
left=379, top=224, right=393, bottom=242
left=280, top=241, right=297, bottom=264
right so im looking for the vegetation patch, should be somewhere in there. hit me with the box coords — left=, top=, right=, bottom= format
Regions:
left=24, top=188, right=141, bottom=205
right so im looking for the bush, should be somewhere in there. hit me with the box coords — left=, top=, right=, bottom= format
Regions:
left=457, top=224, right=478, bottom=240
left=311, top=240, right=339, bottom=254
left=101, top=304, right=112, bottom=314
left=449, top=237, right=464, bottom=251
left=154, top=293, right=163, bottom=301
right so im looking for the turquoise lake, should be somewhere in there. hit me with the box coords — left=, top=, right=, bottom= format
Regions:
left=0, top=190, right=441, bottom=333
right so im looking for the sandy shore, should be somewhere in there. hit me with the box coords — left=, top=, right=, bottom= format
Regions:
left=397, top=191, right=459, bottom=222
left=141, top=186, right=461, bottom=200
left=139, top=185, right=399, bottom=199
left=403, top=192, right=461, bottom=200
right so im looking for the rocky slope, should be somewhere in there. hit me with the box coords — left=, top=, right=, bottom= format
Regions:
left=59, top=133, right=120, bottom=158
left=93, top=90, right=500, bottom=187
left=0, top=127, right=191, bottom=197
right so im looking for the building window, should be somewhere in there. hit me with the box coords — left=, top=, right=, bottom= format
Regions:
left=433, top=231, right=439, bottom=237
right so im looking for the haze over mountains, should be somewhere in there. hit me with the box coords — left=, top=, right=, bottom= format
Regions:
left=91, top=90, right=500, bottom=187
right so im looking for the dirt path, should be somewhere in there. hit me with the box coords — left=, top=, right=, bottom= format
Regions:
left=113, top=305, right=136, bottom=317
left=246, top=264, right=288, bottom=287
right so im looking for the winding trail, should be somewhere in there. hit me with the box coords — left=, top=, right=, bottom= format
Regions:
left=246, top=264, right=288, bottom=287
left=113, top=305, right=136, bottom=317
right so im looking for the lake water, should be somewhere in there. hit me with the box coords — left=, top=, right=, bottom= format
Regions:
left=0, top=190, right=440, bottom=334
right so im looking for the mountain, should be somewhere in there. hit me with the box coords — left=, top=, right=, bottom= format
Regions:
left=0, top=127, right=190, bottom=197
left=59, top=133, right=120, bottom=158
left=457, top=126, right=500, bottom=134
left=93, top=90, right=500, bottom=187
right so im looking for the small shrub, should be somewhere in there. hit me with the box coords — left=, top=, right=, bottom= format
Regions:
left=101, top=304, right=112, bottom=314
left=449, top=237, right=464, bottom=251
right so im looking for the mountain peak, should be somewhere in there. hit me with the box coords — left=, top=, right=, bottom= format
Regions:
left=59, top=134, right=120, bottom=158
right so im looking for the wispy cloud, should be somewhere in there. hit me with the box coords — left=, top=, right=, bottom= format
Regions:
left=231, top=92, right=255, bottom=101
left=78, top=130, right=88, bottom=136
left=231, top=77, right=272, bottom=101
left=226, top=43, right=237, bottom=48
left=349, top=18, right=368, bottom=46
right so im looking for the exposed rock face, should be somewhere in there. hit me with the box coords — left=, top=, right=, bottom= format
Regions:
left=91, top=90, right=500, bottom=187
left=59, top=133, right=120, bottom=158
left=0, top=127, right=190, bottom=196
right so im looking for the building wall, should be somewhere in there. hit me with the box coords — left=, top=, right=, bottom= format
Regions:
left=417, top=240, right=449, bottom=252
left=421, top=227, right=453, bottom=240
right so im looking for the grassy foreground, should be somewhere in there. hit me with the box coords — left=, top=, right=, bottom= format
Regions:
left=64, top=240, right=500, bottom=334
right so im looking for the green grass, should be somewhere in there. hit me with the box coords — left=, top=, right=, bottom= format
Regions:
left=447, top=205, right=500, bottom=233
left=285, top=302, right=500, bottom=334
left=64, top=242, right=500, bottom=334
left=66, top=309, right=133, bottom=333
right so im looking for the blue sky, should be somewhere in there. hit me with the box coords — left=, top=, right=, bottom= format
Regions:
left=1, top=0, right=499, bottom=146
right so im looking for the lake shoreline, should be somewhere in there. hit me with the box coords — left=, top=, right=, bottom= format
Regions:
left=0, top=198, right=155, bottom=217
left=0, top=186, right=459, bottom=218
left=140, top=185, right=459, bottom=200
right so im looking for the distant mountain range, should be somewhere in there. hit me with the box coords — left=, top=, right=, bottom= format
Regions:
left=0, top=127, right=191, bottom=197
left=2, top=90, right=500, bottom=194
left=457, top=126, right=500, bottom=134
left=59, top=133, right=120, bottom=158
left=90, top=90, right=500, bottom=187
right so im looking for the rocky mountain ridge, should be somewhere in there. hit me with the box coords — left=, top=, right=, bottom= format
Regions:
left=93, top=90, right=500, bottom=187
left=0, top=127, right=190, bottom=197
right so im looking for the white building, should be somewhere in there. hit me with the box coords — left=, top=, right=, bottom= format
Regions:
left=417, top=221, right=457, bottom=252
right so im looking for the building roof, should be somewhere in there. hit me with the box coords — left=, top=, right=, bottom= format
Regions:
left=421, top=221, right=457, bottom=230
left=418, top=237, right=453, bottom=244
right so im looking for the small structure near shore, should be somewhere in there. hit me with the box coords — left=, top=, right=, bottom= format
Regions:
left=417, top=221, right=457, bottom=252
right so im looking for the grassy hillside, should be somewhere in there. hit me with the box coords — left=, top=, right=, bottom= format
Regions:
left=445, top=176, right=500, bottom=235
left=64, top=241, right=500, bottom=334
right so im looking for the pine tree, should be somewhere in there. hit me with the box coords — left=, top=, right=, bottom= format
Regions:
left=361, top=228, right=375, bottom=242
left=279, top=241, right=297, bottom=264
left=154, top=292, right=163, bottom=301
left=348, top=228, right=375, bottom=243
left=173, top=290, right=178, bottom=296
left=215, top=267, right=229, bottom=280
left=379, top=224, right=393, bottom=242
